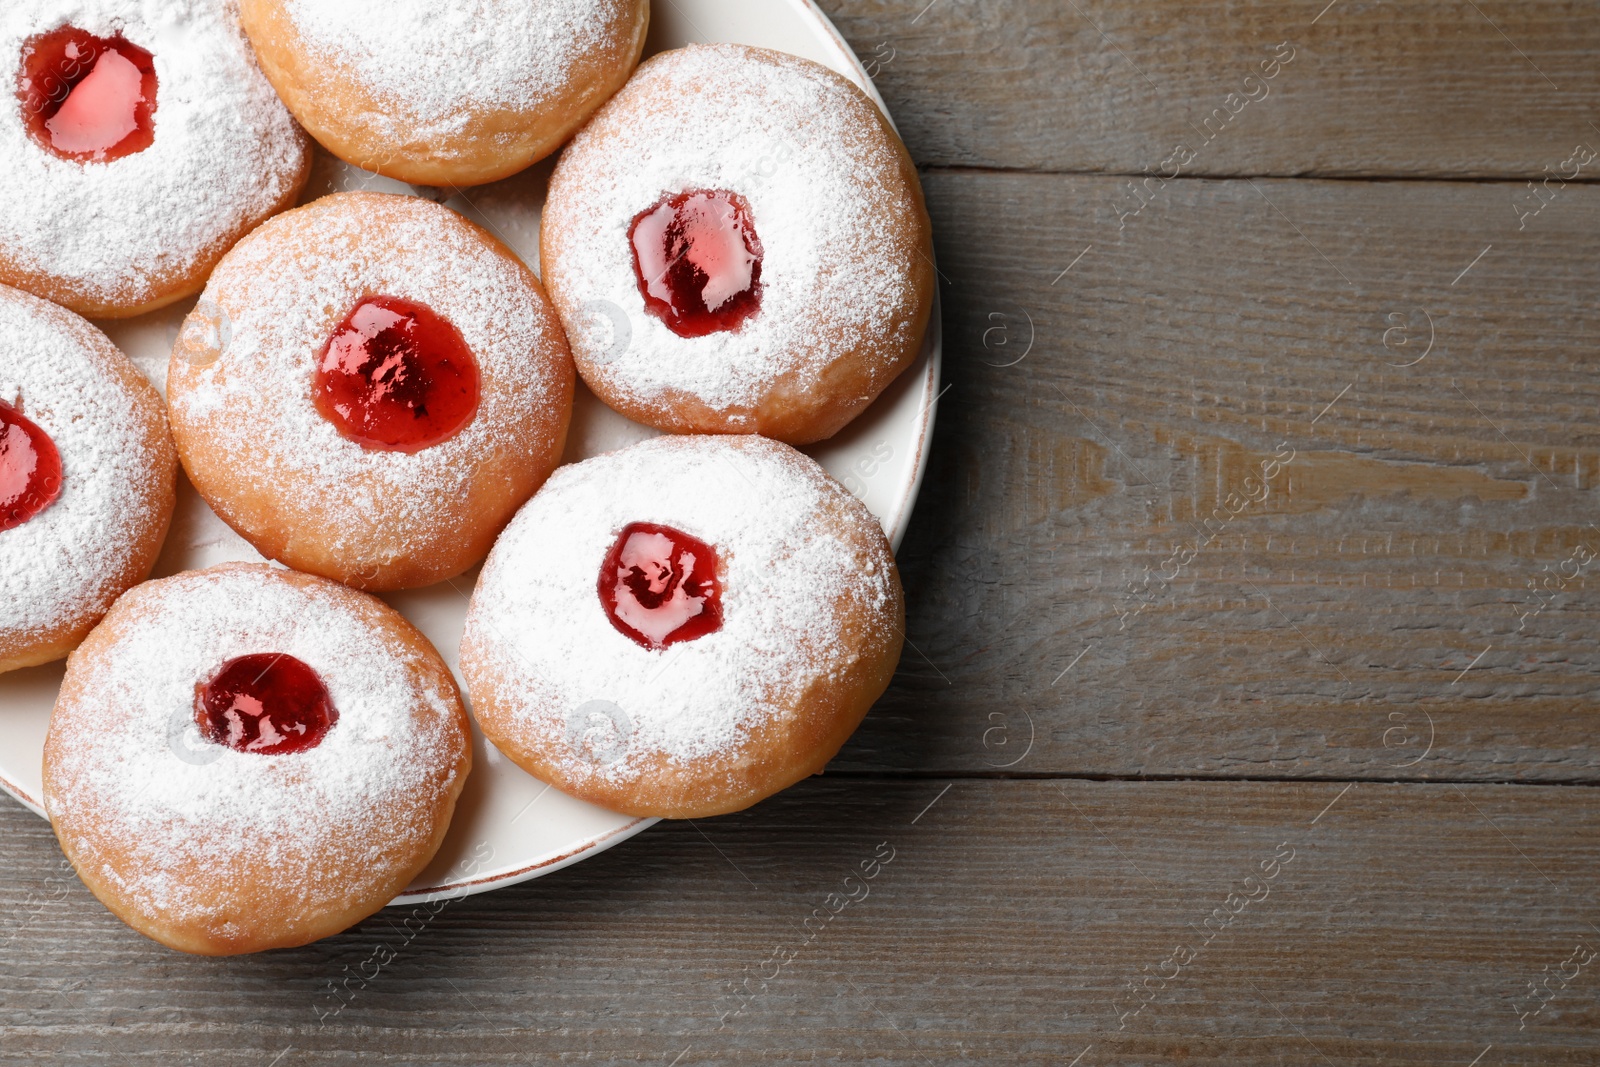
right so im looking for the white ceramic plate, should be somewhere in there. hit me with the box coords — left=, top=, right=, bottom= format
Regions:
left=0, top=0, right=941, bottom=903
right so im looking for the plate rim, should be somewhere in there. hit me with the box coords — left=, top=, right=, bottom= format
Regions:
left=0, top=0, right=943, bottom=905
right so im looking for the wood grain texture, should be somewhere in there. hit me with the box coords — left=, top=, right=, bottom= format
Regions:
left=835, top=172, right=1600, bottom=782
left=5, top=2, right=1600, bottom=1063
left=1, top=779, right=1597, bottom=1064
left=818, top=0, right=1600, bottom=176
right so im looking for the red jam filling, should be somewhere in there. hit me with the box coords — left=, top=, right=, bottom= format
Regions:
left=629, top=190, right=763, bottom=337
left=599, top=522, right=723, bottom=650
left=195, top=654, right=338, bottom=755
left=0, top=401, right=62, bottom=533
left=314, top=295, right=480, bottom=453
left=18, top=27, right=157, bottom=163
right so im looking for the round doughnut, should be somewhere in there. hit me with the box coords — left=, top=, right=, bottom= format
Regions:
left=0, top=0, right=311, bottom=318
left=167, top=191, right=575, bottom=591
left=460, top=434, right=904, bottom=819
left=240, top=0, right=649, bottom=187
left=43, top=563, right=473, bottom=955
left=540, top=44, right=935, bottom=445
left=0, top=284, right=175, bottom=675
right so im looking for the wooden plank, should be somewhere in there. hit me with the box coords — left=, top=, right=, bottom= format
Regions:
left=818, top=0, right=1600, bottom=177
left=1, top=779, right=1597, bottom=1063
left=836, top=171, right=1600, bottom=781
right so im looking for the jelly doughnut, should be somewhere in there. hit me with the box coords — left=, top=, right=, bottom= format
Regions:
left=43, top=563, right=472, bottom=955
left=541, top=44, right=935, bottom=445
left=0, top=0, right=311, bottom=317
left=0, top=283, right=175, bottom=675
left=461, top=434, right=904, bottom=819
left=240, top=0, right=649, bottom=186
left=167, top=191, right=575, bottom=591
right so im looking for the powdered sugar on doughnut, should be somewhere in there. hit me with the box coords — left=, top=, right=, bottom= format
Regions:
left=46, top=565, right=465, bottom=927
left=0, top=289, right=169, bottom=643
left=168, top=193, right=569, bottom=569
left=278, top=0, right=628, bottom=139
left=464, top=435, right=897, bottom=780
left=0, top=0, right=307, bottom=309
left=543, top=44, right=924, bottom=416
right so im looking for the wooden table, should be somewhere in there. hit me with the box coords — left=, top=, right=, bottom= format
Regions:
left=5, top=2, right=1600, bottom=1062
